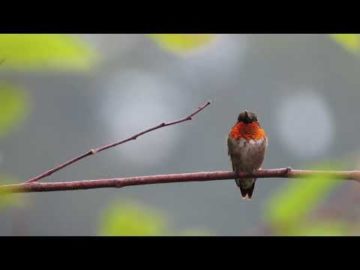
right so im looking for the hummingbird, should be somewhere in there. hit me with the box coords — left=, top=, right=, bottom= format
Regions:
left=227, top=111, right=268, bottom=199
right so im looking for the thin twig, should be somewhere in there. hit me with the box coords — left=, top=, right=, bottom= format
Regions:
left=3, top=168, right=360, bottom=194
left=25, top=101, right=211, bottom=183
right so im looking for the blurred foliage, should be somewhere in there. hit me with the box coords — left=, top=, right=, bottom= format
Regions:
left=148, top=34, right=216, bottom=54
left=291, top=221, right=348, bottom=236
left=0, top=175, right=26, bottom=210
left=99, top=200, right=168, bottom=236
left=0, top=34, right=96, bottom=139
left=99, top=199, right=213, bottom=236
left=179, top=229, right=214, bottom=236
left=0, top=83, right=29, bottom=137
left=0, top=34, right=96, bottom=70
left=330, top=34, right=360, bottom=54
left=264, top=163, right=345, bottom=235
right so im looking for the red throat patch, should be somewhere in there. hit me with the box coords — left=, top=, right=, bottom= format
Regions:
left=230, top=122, right=266, bottom=141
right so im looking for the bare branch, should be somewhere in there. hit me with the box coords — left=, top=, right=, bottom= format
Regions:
left=25, top=101, right=211, bottom=183
left=3, top=168, right=360, bottom=194
left=10, top=100, right=359, bottom=196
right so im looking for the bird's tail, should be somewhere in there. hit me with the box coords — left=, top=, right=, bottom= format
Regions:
left=235, top=178, right=256, bottom=200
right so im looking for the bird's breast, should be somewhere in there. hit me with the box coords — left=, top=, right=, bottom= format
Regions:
left=231, top=137, right=267, bottom=153
left=228, top=137, right=267, bottom=172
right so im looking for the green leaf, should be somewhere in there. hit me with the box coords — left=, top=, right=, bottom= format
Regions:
left=265, top=164, right=341, bottom=230
left=148, top=34, right=216, bottom=54
left=0, top=83, right=29, bottom=137
left=98, top=200, right=168, bottom=236
left=0, top=34, right=96, bottom=70
left=330, top=34, right=360, bottom=54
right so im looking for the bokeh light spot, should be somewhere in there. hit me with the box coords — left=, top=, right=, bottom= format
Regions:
left=275, top=90, right=335, bottom=159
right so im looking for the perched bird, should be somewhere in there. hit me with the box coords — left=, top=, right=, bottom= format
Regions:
left=227, top=111, right=268, bottom=199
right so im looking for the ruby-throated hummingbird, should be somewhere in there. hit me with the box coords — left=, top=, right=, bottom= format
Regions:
left=227, top=111, right=268, bottom=199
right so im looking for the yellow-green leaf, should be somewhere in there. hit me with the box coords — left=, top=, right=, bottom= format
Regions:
left=330, top=34, right=360, bottom=54
left=0, top=34, right=96, bottom=70
left=0, top=83, right=29, bottom=137
left=265, top=165, right=341, bottom=230
left=148, top=34, right=216, bottom=54
left=98, top=200, right=168, bottom=236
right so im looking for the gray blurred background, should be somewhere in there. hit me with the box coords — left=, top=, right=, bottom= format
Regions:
left=1, top=34, right=360, bottom=235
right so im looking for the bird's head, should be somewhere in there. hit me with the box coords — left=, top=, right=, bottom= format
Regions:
left=237, top=111, right=258, bottom=124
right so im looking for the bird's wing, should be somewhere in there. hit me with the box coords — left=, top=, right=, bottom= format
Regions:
left=227, top=136, right=233, bottom=156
